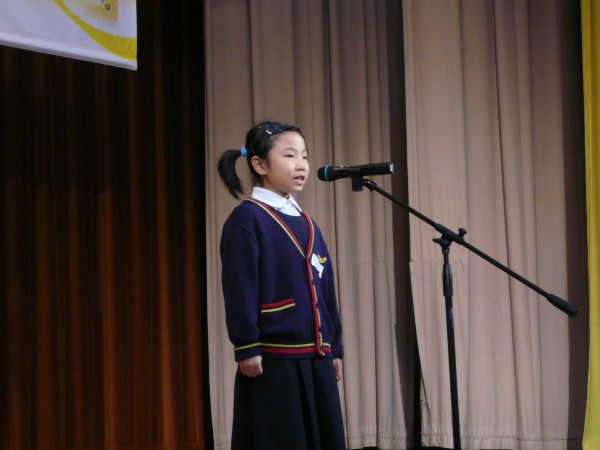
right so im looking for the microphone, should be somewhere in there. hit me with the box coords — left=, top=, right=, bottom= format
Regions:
left=317, top=162, right=394, bottom=182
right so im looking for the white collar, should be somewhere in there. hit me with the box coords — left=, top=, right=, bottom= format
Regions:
left=251, top=187, right=302, bottom=216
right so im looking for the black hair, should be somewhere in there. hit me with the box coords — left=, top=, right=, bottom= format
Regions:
left=217, top=121, right=304, bottom=199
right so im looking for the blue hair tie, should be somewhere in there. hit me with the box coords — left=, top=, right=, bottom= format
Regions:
left=240, top=146, right=247, bottom=157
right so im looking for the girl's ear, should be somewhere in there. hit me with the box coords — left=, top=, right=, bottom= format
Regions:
left=251, top=156, right=268, bottom=176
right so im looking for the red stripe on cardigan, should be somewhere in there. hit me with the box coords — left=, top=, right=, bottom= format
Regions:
left=263, top=346, right=332, bottom=355
left=261, top=298, right=295, bottom=309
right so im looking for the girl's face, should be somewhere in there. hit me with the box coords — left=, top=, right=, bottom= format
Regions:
left=251, top=131, right=309, bottom=198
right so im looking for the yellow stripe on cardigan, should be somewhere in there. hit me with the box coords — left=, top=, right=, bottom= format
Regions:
left=234, top=342, right=262, bottom=351
left=234, top=342, right=332, bottom=351
left=261, top=303, right=296, bottom=313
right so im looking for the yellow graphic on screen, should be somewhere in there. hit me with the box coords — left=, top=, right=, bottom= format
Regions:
left=89, top=1, right=119, bottom=21
left=54, top=0, right=136, bottom=60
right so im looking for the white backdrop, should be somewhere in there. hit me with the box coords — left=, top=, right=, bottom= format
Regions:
left=0, top=0, right=136, bottom=69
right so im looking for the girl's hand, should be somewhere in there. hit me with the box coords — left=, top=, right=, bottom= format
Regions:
left=239, top=355, right=263, bottom=377
left=333, top=358, right=343, bottom=382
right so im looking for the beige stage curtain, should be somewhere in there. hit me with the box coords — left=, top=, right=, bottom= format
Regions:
left=205, top=1, right=409, bottom=448
left=404, top=1, right=588, bottom=448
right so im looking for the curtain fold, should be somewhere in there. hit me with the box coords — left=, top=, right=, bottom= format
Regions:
left=583, top=0, right=600, bottom=447
left=205, top=1, right=410, bottom=448
left=0, top=1, right=209, bottom=448
left=404, top=0, right=587, bottom=448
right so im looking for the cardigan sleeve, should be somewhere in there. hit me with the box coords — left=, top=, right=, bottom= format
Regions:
left=313, top=224, right=344, bottom=359
left=220, top=219, right=263, bottom=362
left=323, top=251, right=344, bottom=359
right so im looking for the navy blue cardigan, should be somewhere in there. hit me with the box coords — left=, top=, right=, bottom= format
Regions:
left=220, top=198, right=343, bottom=362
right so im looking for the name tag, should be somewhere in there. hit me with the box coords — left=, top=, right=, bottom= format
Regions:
left=311, top=253, right=325, bottom=278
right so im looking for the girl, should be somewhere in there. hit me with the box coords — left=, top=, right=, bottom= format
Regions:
left=218, top=121, right=345, bottom=449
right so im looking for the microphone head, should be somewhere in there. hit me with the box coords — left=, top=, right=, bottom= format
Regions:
left=317, top=162, right=393, bottom=182
left=317, top=165, right=332, bottom=181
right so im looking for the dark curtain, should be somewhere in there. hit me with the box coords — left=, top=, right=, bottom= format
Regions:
left=0, top=1, right=211, bottom=449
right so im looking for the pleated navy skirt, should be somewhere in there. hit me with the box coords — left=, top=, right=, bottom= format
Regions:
left=231, top=357, right=346, bottom=450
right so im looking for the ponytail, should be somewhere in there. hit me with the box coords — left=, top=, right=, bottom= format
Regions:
left=218, top=149, right=245, bottom=199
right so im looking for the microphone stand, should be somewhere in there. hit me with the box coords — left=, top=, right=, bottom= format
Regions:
left=351, top=176, right=578, bottom=450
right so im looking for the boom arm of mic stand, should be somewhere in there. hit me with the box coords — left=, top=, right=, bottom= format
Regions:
left=360, top=178, right=578, bottom=317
